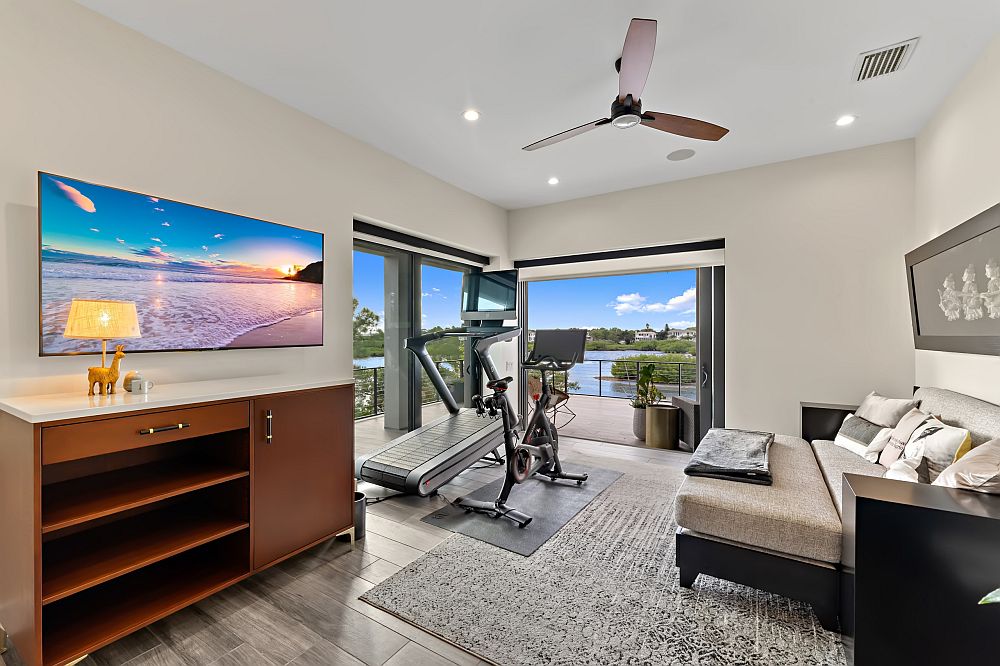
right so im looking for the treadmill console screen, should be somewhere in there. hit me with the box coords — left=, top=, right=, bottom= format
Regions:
left=461, top=270, right=517, bottom=320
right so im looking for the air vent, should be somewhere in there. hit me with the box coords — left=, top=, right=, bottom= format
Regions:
left=853, top=38, right=919, bottom=82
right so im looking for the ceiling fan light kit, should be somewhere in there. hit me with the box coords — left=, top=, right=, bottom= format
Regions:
left=523, top=18, right=729, bottom=151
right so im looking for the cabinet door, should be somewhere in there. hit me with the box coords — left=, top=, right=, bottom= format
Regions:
left=252, top=386, right=353, bottom=569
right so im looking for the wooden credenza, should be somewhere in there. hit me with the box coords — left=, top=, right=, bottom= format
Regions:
left=0, top=376, right=355, bottom=666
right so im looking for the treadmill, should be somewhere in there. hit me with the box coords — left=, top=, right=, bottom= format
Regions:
left=355, top=325, right=519, bottom=496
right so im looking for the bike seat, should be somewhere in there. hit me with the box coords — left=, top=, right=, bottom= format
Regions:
left=487, top=376, right=513, bottom=391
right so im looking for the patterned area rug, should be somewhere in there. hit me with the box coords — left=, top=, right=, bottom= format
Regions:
left=362, top=465, right=846, bottom=666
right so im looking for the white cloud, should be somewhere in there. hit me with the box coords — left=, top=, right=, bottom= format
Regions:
left=669, top=320, right=696, bottom=330
left=431, top=287, right=440, bottom=292
left=201, top=245, right=209, bottom=252
left=161, top=222, right=171, bottom=227
left=150, top=237, right=163, bottom=243
left=610, top=292, right=646, bottom=315
left=115, top=237, right=126, bottom=244
left=213, top=233, right=224, bottom=239
left=608, top=287, right=697, bottom=316
left=422, top=292, right=431, bottom=297
left=89, top=228, right=100, bottom=233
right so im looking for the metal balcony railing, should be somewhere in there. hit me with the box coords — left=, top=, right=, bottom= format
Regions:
left=353, top=358, right=463, bottom=420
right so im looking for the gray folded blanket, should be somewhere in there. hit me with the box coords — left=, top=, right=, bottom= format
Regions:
left=684, top=428, right=775, bottom=485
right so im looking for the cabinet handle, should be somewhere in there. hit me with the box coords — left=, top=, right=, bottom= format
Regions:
left=139, top=423, right=190, bottom=435
left=265, top=409, right=273, bottom=443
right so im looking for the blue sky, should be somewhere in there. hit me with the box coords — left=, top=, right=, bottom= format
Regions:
left=41, top=173, right=322, bottom=279
left=353, top=250, right=464, bottom=330
left=354, top=249, right=695, bottom=331
left=528, top=270, right=697, bottom=331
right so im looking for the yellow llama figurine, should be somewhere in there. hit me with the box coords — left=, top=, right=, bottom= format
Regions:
left=88, top=344, right=126, bottom=396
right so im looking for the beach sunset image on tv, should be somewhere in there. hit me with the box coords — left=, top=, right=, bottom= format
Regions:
left=39, top=173, right=324, bottom=354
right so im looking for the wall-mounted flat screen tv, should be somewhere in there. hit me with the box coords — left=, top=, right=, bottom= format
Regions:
left=39, top=172, right=324, bottom=355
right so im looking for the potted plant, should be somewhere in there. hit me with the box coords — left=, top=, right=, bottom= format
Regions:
left=630, top=363, right=663, bottom=440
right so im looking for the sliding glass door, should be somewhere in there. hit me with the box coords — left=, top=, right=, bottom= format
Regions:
left=353, top=239, right=473, bottom=432
left=419, top=260, right=469, bottom=423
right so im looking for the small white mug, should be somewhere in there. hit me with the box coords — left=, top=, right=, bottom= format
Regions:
left=131, top=379, right=155, bottom=394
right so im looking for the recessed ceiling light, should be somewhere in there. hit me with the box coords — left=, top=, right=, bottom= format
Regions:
left=835, top=114, right=856, bottom=127
left=667, top=149, right=696, bottom=161
left=547, top=177, right=559, bottom=185
left=463, top=109, right=480, bottom=122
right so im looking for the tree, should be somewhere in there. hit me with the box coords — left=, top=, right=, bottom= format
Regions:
left=353, top=297, right=380, bottom=339
left=655, top=323, right=672, bottom=340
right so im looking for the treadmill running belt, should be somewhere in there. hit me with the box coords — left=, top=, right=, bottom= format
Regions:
left=357, top=410, right=505, bottom=496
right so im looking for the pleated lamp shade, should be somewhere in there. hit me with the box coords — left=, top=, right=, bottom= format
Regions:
left=63, top=299, right=142, bottom=340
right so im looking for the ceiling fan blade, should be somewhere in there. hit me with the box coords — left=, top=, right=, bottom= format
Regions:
left=641, top=112, right=729, bottom=141
left=618, top=18, right=657, bottom=101
left=522, top=118, right=611, bottom=151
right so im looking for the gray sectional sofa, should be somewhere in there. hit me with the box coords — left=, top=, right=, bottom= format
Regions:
left=673, top=386, right=1000, bottom=631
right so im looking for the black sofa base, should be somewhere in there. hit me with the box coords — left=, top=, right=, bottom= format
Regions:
left=676, top=529, right=841, bottom=631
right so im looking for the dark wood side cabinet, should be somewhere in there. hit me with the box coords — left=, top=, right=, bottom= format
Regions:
left=0, top=377, right=354, bottom=666
left=253, top=388, right=353, bottom=569
left=842, top=473, right=1000, bottom=664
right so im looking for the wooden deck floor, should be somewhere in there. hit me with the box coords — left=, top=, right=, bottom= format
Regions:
left=554, top=394, right=649, bottom=448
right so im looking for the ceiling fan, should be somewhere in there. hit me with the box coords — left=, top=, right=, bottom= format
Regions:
left=523, top=18, right=729, bottom=151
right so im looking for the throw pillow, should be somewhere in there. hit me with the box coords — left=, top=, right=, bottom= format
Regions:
left=885, top=456, right=923, bottom=483
left=901, top=418, right=973, bottom=483
left=834, top=414, right=891, bottom=458
left=933, top=439, right=1000, bottom=494
left=877, top=408, right=931, bottom=467
left=953, top=435, right=974, bottom=462
left=855, top=391, right=920, bottom=429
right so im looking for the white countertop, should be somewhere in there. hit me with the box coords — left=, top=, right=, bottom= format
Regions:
left=0, top=374, right=355, bottom=424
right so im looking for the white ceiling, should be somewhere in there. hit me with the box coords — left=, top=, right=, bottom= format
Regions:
left=78, top=1, right=1000, bottom=209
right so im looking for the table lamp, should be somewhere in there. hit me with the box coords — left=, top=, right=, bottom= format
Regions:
left=63, top=299, right=142, bottom=394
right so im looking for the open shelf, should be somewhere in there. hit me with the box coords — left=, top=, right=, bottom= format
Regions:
left=43, top=508, right=248, bottom=604
left=42, top=460, right=248, bottom=533
left=43, top=536, right=249, bottom=666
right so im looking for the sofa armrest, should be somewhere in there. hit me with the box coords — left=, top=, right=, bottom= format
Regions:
left=800, top=401, right=857, bottom=442
left=841, top=473, right=1000, bottom=662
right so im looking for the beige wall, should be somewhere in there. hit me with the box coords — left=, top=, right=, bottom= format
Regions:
left=0, top=0, right=507, bottom=397
left=509, top=141, right=916, bottom=435
left=914, top=34, right=1000, bottom=405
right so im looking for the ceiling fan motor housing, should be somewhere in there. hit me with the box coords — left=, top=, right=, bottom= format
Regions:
left=611, top=95, right=643, bottom=129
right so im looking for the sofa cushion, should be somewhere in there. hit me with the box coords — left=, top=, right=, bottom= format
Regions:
left=933, top=439, right=1000, bottom=494
left=812, top=440, right=887, bottom=516
left=914, top=387, right=1000, bottom=447
left=675, top=435, right=842, bottom=563
left=855, top=391, right=920, bottom=428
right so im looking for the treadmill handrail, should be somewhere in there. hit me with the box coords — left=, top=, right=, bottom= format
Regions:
left=404, top=326, right=520, bottom=418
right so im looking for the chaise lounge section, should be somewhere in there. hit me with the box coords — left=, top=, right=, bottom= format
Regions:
left=674, top=386, right=1000, bottom=633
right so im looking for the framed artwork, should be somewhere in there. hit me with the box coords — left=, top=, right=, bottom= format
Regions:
left=906, top=201, right=1000, bottom=355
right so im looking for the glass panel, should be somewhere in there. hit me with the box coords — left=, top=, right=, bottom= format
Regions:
left=352, top=250, right=385, bottom=419
left=526, top=269, right=697, bottom=445
left=420, top=262, right=467, bottom=422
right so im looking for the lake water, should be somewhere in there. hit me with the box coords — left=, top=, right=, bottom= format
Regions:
left=353, top=349, right=697, bottom=400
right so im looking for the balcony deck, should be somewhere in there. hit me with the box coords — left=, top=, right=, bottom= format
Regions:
left=555, top=394, right=649, bottom=448
left=355, top=394, right=666, bottom=456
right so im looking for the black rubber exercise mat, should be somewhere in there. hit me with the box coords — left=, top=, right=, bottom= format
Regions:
left=422, top=466, right=623, bottom=556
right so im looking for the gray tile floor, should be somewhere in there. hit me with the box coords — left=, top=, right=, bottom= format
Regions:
left=3, top=419, right=688, bottom=666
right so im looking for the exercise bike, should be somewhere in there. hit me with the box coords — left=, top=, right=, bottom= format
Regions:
left=455, top=329, right=590, bottom=527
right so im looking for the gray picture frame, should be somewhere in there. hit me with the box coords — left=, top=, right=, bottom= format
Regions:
left=905, top=200, right=1000, bottom=356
